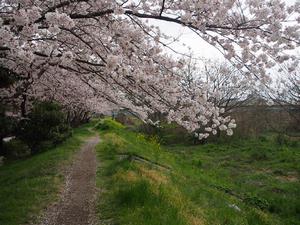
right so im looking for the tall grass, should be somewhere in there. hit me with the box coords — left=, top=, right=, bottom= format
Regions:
left=96, top=118, right=300, bottom=225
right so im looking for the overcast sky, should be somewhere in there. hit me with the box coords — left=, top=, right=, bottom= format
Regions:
left=150, top=20, right=223, bottom=60
left=147, top=0, right=299, bottom=63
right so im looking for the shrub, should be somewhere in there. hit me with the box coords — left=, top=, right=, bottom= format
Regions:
left=52, top=124, right=72, bottom=145
left=143, top=122, right=193, bottom=145
left=138, top=123, right=162, bottom=138
left=95, top=121, right=110, bottom=130
left=3, top=139, right=30, bottom=158
left=17, top=101, right=71, bottom=153
left=96, top=118, right=124, bottom=131
left=0, top=103, right=17, bottom=156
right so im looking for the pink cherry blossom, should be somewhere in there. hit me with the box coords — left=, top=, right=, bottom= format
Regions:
left=0, top=0, right=299, bottom=138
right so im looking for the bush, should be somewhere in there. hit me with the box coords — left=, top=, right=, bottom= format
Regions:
left=0, top=104, right=17, bottom=156
left=95, top=118, right=124, bottom=131
left=95, top=121, right=110, bottom=130
left=138, top=121, right=194, bottom=145
left=52, top=124, right=72, bottom=145
left=3, top=139, right=30, bottom=158
left=138, top=123, right=162, bottom=138
left=17, top=101, right=71, bottom=153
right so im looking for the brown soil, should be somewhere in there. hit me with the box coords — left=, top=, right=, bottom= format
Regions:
left=37, top=135, right=99, bottom=225
left=276, top=173, right=299, bottom=182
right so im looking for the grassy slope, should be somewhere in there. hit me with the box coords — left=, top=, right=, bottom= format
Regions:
left=96, top=119, right=300, bottom=225
left=0, top=121, right=96, bottom=225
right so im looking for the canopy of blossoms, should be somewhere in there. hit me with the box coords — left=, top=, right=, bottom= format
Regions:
left=0, top=0, right=299, bottom=139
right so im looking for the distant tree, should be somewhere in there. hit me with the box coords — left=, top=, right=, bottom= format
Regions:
left=179, top=59, right=251, bottom=138
left=201, top=61, right=251, bottom=116
left=271, top=65, right=300, bottom=133
left=276, top=68, right=300, bottom=106
left=180, top=58, right=252, bottom=114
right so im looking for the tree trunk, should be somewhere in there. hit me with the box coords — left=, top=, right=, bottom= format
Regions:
left=21, top=94, right=27, bottom=117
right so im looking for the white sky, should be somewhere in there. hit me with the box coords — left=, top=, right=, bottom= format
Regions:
left=150, top=20, right=223, bottom=60
left=146, top=0, right=298, bottom=63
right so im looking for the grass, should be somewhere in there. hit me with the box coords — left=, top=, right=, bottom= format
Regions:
left=96, top=118, right=300, bottom=225
left=0, top=121, right=97, bottom=225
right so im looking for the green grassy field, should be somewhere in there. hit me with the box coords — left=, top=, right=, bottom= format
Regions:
left=1, top=118, right=298, bottom=225
left=0, top=122, right=96, bottom=225
left=96, top=118, right=300, bottom=225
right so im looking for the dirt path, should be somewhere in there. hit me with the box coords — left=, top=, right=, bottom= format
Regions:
left=38, top=135, right=100, bottom=225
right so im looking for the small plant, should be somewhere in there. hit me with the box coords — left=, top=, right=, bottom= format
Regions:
left=192, top=159, right=203, bottom=168
left=278, top=150, right=295, bottom=163
left=148, top=135, right=161, bottom=151
left=136, top=133, right=147, bottom=143
left=275, top=133, right=289, bottom=146
left=250, top=151, right=269, bottom=161
left=258, top=135, right=267, bottom=142
left=244, top=195, right=270, bottom=210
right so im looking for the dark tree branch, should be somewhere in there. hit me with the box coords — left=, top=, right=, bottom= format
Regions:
left=159, top=0, right=166, bottom=16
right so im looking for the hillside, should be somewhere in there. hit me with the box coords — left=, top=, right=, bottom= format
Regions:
left=96, top=119, right=300, bottom=225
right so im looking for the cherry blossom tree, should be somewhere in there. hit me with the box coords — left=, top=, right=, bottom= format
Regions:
left=179, top=58, right=251, bottom=137
left=275, top=67, right=300, bottom=106
left=271, top=64, right=300, bottom=130
left=201, top=60, right=252, bottom=115
left=0, top=0, right=299, bottom=139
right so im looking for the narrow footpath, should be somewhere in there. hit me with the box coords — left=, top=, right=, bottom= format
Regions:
left=38, top=135, right=100, bottom=225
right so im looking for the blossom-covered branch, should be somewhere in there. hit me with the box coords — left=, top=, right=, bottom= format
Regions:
left=0, top=0, right=299, bottom=139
